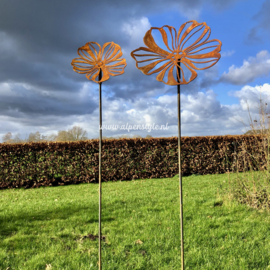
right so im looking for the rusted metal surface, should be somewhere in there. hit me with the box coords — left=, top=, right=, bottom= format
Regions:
left=71, top=41, right=126, bottom=270
left=177, top=60, right=184, bottom=269
left=98, top=70, right=102, bottom=270
left=71, top=41, right=127, bottom=83
left=131, top=20, right=222, bottom=85
left=131, top=20, right=222, bottom=270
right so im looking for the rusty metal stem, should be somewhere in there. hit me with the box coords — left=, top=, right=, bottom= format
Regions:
left=177, top=60, right=184, bottom=270
left=98, top=69, right=102, bottom=270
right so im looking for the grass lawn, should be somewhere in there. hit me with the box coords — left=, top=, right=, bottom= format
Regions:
left=1, top=171, right=270, bottom=269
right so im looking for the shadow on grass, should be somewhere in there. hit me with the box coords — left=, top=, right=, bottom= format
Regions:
left=0, top=203, right=115, bottom=237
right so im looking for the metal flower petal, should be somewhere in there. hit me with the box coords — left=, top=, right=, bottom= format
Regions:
left=71, top=41, right=127, bottom=83
left=130, top=20, right=222, bottom=85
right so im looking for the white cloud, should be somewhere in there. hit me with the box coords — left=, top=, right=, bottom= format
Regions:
left=180, top=7, right=201, bottom=21
left=126, top=109, right=137, bottom=116
left=2, top=81, right=270, bottom=142
left=227, top=83, right=270, bottom=131
left=120, top=16, right=152, bottom=81
left=0, top=82, right=13, bottom=96
left=95, top=83, right=270, bottom=138
left=220, top=50, right=270, bottom=85
left=221, top=50, right=235, bottom=57
left=143, top=114, right=152, bottom=124
left=228, top=83, right=270, bottom=111
left=121, top=17, right=151, bottom=49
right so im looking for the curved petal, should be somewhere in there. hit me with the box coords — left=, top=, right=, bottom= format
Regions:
left=106, top=58, right=127, bottom=76
left=176, top=21, right=194, bottom=48
left=99, top=42, right=127, bottom=79
left=71, top=41, right=126, bottom=83
left=131, top=46, right=171, bottom=75
left=85, top=68, right=99, bottom=81
left=102, top=42, right=123, bottom=63
left=143, top=27, right=172, bottom=55
left=147, top=25, right=178, bottom=52
left=78, top=42, right=101, bottom=62
left=85, top=68, right=110, bottom=83
left=157, top=62, right=197, bottom=85
left=71, top=57, right=95, bottom=74
left=184, top=39, right=221, bottom=70
left=179, top=61, right=198, bottom=83
left=177, top=21, right=211, bottom=52
left=90, top=68, right=110, bottom=83
left=130, top=20, right=221, bottom=85
left=99, top=69, right=110, bottom=82
left=156, top=62, right=175, bottom=84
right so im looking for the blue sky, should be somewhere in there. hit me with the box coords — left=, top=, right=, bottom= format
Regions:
left=0, top=0, right=270, bottom=142
left=147, top=0, right=268, bottom=102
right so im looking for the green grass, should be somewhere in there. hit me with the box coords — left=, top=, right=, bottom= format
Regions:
left=1, top=172, right=270, bottom=269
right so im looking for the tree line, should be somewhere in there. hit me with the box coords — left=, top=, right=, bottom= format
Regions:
left=1, top=126, right=153, bottom=144
left=3, top=125, right=260, bottom=145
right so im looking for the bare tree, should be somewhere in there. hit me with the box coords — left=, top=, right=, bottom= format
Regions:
left=65, top=126, right=88, bottom=141
left=119, top=134, right=131, bottom=139
left=145, top=134, right=153, bottom=138
left=2, top=126, right=89, bottom=144
left=244, top=128, right=270, bottom=135
left=41, top=134, right=49, bottom=142
left=2, top=132, right=28, bottom=144
left=35, top=131, right=41, bottom=142
left=55, top=130, right=72, bottom=142
left=45, top=133, right=58, bottom=142
left=12, top=133, right=24, bottom=144
left=2, top=132, right=12, bottom=143
left=26, top=131, right=43, bottom=142
left=133, top=135, right=142, bottom=138
left=26, top=132, right=36, bottom=143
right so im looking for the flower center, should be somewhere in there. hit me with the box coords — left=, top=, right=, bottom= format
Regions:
left=95, top=59, right=105, bottom=69
left=168, top=51, right=186, bottom=63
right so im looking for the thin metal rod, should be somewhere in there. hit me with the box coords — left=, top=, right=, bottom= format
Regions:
left=177, top=60, right=184, bottom=270
left=98, top=69, right=102, bottom=270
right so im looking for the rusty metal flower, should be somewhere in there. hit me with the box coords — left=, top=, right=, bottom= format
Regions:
left=130, top=20, right=222, bottom=85
left=71, top=41, right=127, bottom=83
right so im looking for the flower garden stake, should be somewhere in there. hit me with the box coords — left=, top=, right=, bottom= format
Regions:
left=131, top=20, right=222, bottom=269
left=71, top=41, right=126, bottom=269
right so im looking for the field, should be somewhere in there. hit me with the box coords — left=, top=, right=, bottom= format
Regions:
left=1, top=170, right=270, bottom=269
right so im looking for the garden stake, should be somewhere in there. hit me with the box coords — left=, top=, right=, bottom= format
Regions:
left=98, top=69, right=102, bottom=269
left=131, top=20, right=222, bottom=269
left=177, top=60, right=184, bottom=267
left=71, top=42, right=126, bottom=270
